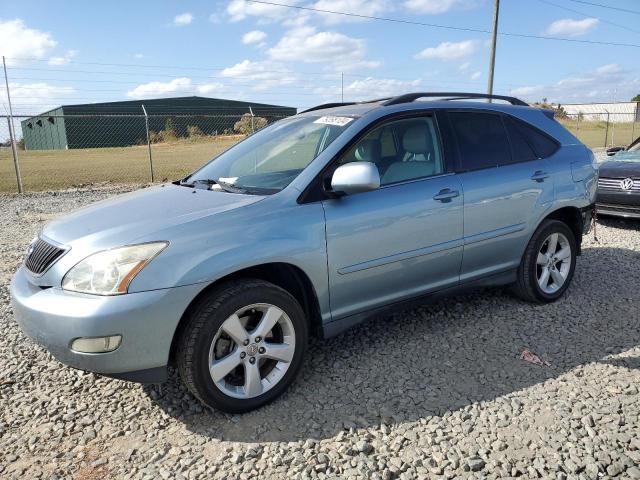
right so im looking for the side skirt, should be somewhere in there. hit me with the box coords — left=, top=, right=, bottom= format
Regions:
left=321, top=269, right=517, bottom=339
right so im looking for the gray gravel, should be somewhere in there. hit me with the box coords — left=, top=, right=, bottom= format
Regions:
left=1, top=185, right=640, bottom=480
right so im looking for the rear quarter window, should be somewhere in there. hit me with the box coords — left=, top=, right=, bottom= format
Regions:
left=510, top=117, right=559, bottom=158
left=504, top=116, right=538, bottom=164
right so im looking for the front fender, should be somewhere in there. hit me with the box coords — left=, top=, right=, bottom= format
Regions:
left=128, top=201, right=330, bottom=320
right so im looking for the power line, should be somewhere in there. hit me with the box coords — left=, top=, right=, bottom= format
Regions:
left=567, top=0, right=640, bottom=15
left=6, top=62, right=332, bottom=78
left=246, top=0, right=640, bottom=48
left=538, top=0, right=640, bottom=34
left=248, top=0, right=494, bottom=34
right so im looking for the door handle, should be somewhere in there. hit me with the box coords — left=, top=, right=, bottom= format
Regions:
left=433, top=188, right=460, bottom=202
left=531, top=170, right=549, bottom=182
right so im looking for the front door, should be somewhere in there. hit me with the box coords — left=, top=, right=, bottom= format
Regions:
left=321, top=114, right=464, bottom=319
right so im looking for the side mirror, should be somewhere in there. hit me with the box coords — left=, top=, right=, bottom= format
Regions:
left=330, top=162, right=380, bottom=196
left=606, top=146, right=625, bottom=156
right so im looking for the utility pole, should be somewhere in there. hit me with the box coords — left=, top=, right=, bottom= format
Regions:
left=487, top=0, right=500, bottom=97
left=3, top=55, right=23, bottom=193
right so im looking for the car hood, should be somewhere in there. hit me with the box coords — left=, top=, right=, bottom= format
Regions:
left=599, top=157, right=640, bottom=179
left=43, top=184, right=265, bottom=246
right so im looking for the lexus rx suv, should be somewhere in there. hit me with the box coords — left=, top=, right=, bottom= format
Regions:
left=11, top=93, right=597, bottom=413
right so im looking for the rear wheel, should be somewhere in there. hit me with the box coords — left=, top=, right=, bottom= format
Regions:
left=512, top=220, right=577, bottom=303
left=177, top=279, right=307, bottom=413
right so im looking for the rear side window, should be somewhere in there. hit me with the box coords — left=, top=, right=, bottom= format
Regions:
left=450, top=112, right=511, bottom=170
left=504, top=116, right=537, bottom=164
left=510, top=117, right=559, bottom=158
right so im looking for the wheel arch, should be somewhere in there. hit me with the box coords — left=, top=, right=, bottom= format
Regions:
left=538, top=206, right=584, bottom=253
left=169, top=262, right=322, bottom=365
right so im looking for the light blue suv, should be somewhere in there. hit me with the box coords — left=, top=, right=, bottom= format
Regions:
left=11, top=93, right=597, bottom=412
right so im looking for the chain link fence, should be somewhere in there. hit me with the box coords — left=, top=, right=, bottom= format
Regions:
left=0, top=112, right=290, bottom=193
left=562, top=112, right=639, bottom=151
left=2, top=110, right=639, bottom=193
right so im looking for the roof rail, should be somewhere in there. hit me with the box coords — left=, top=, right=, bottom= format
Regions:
left=300, top=97, right=393, bottom=114
left=300, top=102, right=357, bottom=114
left=382, top=92, right=528, bottom=107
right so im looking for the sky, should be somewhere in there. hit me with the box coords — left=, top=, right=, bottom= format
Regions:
left=1, top=0, right=640, bottom=116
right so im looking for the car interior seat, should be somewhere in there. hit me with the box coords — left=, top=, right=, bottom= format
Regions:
left=382, top=124, right=438, bottom=184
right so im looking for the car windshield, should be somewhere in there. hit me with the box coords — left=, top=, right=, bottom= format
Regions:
left=610, top=137, right=640, bottom=162
left=184, top=115, right=356, bottom=193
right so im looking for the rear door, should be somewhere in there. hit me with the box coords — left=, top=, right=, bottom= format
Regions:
left=322, top=113, right=464, bottom=319
left=447, top=111, right=557, bottom=282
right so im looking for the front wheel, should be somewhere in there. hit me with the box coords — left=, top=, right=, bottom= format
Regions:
left=512, top=219, right=577, bottom=303
left=177, top=279, right=308, bottom=413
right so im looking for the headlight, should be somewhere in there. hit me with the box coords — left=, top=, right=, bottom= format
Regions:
left=62, top=242, right=168, bottom=295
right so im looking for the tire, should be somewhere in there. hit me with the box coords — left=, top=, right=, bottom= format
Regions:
left=177, top=279, right=308, bottom=413
left=511, top=219, right=577, bottom=304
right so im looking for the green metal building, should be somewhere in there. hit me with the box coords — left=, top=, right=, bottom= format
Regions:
left=21, top=96, right=296, bottom=150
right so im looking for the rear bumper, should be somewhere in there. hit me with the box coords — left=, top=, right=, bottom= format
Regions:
left=10, top=266, right=205, bottom=383
left=580, top=204, right=594, bottom=234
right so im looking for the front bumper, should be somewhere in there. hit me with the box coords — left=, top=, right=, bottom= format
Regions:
left=596, top=203, right=640, bottom=219
left=596, top=190, right=640, bottom=219
left=10, top=266, right=205, bottom=383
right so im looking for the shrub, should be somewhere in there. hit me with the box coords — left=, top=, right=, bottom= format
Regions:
left=149, top=131, right=163, bottom=144
left=161, top=118, right=177, bottom=142
left=187, top=125, right=204, bottom=138
left=532, top=100, right=568, bottom=120
left=234, top=114, right=268, bottom=135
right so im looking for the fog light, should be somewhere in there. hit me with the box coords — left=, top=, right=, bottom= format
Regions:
left=71, top=335, right=122, bottom=353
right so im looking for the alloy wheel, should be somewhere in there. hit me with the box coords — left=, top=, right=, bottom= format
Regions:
left=208, top=303, right=296, bottom=399
left=536, top=232, right=572, bottom=294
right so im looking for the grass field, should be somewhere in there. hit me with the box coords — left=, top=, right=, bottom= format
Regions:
left=560, top=119, right=638, bottom=149
left=0, top=136, right=243, bottom=192
left=1, top=120, right=638, bottom=193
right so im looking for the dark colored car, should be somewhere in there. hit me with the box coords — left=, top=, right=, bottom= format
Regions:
left=597, top=137, right=640, bottom=218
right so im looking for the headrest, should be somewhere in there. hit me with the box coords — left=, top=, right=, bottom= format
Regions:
left=402, top=125, right=432, bottom=154
left=355, top=139, right=381, bottom=162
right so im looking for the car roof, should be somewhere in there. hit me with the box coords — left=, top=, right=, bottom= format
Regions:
left=296, top=92, right=531, bottom=118
left=297, top=99, right=532, bottom=118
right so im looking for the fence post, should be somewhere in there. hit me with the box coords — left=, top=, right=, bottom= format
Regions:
left=249, top=106, right=255, bottom=133
left=604, top=112, right=610, bottom=148
left=3, top=56, right=23, bottom=193
left=611, top=114, right=616, bottom=147
left=141, top=105, right=154, bottom=183
left=6, top=116, right=24, bottom=193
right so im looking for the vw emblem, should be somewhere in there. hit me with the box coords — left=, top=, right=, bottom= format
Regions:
left=621, top=178, right=634, bottom=191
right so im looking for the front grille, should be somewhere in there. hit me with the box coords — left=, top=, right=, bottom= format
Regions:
left=597, top=177, right=640, bottom=192
left=25, top=238, right=66, bottom=274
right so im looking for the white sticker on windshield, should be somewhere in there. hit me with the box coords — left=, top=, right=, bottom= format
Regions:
left=314, top=116, right=354, bottom=127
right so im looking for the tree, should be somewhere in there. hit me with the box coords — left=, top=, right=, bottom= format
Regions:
left=632, top=94, right=640, bottom=102
left=234, top=114, right=268, bottom=135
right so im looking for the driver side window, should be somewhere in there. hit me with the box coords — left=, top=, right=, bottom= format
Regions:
left=339, top=116, right=444, bottom=186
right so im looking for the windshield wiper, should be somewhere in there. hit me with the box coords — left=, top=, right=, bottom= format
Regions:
left=178, top=178, right=216, bottom=189
left=213, top=179, right=251, bottom=194
left=178, top=177, right=276, bottom=195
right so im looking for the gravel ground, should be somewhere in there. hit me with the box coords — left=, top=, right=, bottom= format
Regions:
left=1, top=185, right=640, bottom=480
